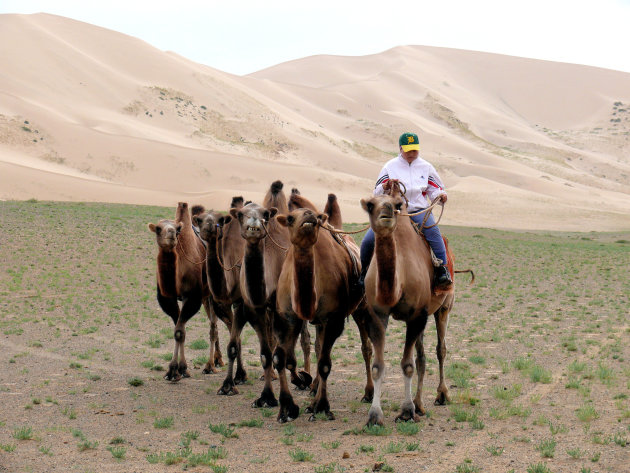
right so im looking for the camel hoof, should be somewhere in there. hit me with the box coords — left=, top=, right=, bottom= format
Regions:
left=217, top=382, right=239, bottom=396
left=361, top=392, right=374, bottom=403
left=277, top=404, right=299, bottom=423
left=395, top=412, right=421, bottom=423
left=291, top=371, right=312, bottom=391
left=434, top=392, right=450, bottom=405
left=367, top=408, right=384, bottom=427
left=308, top=411, right=335, bottom=422
left=252, top=397, right=278, bottom=408
left=202, top=365, right=219, bottom=375
left=164, top=371, right=182, bottom=382
left=234, top=369, right=248, bottom=385
left=414, top=403, right=426, bottom=416
left=180, top=370, right=191, bottom=378
left=214, top=357, right=225, bottom=368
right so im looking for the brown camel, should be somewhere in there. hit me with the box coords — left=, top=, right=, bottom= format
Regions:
left=289, top=190, right=375, bottom=404
left=225, top=181, right=312, bottom=407
left=193, top=198, right=249, bottom=392
left=274, top=200, right=364, bottom=423
left=148, top=202, right=223, bottom=381
left=359, top=182, right=455, bottom=425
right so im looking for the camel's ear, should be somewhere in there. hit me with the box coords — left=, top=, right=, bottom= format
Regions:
left=229, top=208, right=239, bottom=218
left=219, top=215, right=232, bottom=226
left=276, top=214, right=288, bottom=227
left=317, top=213, right=328, bottom=225
left=176, top=222, right=183, bottom=235
left=360, top=198, right=374, bottom=214
left=148, top=223, right=157, bottom=233
left=269, top=207, right=278, bottom=219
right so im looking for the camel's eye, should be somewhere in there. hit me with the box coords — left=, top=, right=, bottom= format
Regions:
left=263, top=211, right=270, bottom=222
left=287, top=215, right=295, bottom=225
left=366, top=202, right=374, bottom=213
left=155, top=226, right=162, bottom=235
left=395, top=202, right=403, bottom=211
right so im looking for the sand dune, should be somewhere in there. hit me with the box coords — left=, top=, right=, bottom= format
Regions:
left=1, top=13, right=629, bottom=230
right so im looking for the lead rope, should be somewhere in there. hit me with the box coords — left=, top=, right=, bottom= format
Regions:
left=215, top=226, right=242, bottom=271
left=261, top=220, right=289, bottom=252
left=176, top=237, right=206, bottom=265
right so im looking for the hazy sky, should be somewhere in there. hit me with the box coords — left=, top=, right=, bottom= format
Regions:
left=3, top=0, right=630, bottom=75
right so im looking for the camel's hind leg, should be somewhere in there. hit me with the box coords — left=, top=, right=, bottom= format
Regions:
left=218, top=302, right=247, bottom=396
left=397, top=310, right=428, bottom=423
left=434, top=305, right=451, bottom=405
left=306, top=315, right=345, bottom=421
left=352, top=307, right=374, bottom=403
left=366, top=308, right=389, bottom=426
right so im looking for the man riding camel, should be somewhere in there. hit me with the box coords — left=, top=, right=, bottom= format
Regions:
left=359, top=132, right=453, bottom=289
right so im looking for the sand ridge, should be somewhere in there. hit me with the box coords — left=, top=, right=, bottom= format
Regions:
left=1, top=13, right=629, bottom=230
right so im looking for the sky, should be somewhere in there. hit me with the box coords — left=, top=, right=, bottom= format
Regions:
left=3, top=0, right=630, bottom=76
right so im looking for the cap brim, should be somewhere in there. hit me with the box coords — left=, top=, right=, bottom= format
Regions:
left=401, top=144, right=419, bottom=152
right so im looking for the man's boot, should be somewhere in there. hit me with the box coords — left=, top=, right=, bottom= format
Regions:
left=434, top=265, right=452, bottom=288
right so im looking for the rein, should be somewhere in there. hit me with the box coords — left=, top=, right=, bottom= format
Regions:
left=215, top=226, right=242, bottom=271
left=396, top=196, right=445, bottom=231
left=261, top=220, right=288, bottom=252
left=176, top=236, right=206, bottom=265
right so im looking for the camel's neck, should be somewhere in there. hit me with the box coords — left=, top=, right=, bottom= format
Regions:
left=157, top=249, right=177, bottom=297
left=205, top=235, right=228, bottom=300
left=292, top=247, right=317, bottom=321
left=243, top=242, right=266, bottom=307
left=374, top=233, right=400, bottom=306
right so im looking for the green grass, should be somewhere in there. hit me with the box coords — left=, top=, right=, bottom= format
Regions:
left=535, top=438, right=557, bottom=458
left=12, top=426, right=33, bottom=440
left=153, top=416, right=174, bottom=429
left=127, top=377, right=144, bottom=387
left=576, top=404, right=600, bottom=422
left=288, top=447, right=313, bottom=462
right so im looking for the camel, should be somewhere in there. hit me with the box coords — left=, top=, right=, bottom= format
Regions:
left=193, top=198, right=249, bottom=392
left=225, top=181, right=312, bottom=407
left=148, top=202, right=223, bottom=381
left=274, top=198, right=364, bottom=422
left=359, top=181, right=456, bottom=426
left=289, top=190, right=375, bottom=404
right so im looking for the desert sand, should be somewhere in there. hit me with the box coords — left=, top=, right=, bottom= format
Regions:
left=1, top=13, right=630, bottom=230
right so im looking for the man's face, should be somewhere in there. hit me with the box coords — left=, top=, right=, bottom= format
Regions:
left=400, top=148, right=419, bottom=162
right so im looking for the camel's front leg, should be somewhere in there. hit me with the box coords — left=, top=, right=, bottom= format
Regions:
left=352, top=306, right=374, bottom=403
left=306, top=315, right=345, bottom=421
left=434, top=306, right=451, bottom=405
left=366, top=309, right=389, bottom=426
left=250, top=313, right=278, bottom=408
left=273, top=314, right=303, bottom=423
left=397, top=311, right=428, bottom=422
left=157, top=290, right=181, bottom=382
left=218, top=303, right=247, bottom=395
left=201, top=297, right=220, bottom=374
left=173, top=294, right=202, bottom=380
left=413, top=331, right=427, bottom=415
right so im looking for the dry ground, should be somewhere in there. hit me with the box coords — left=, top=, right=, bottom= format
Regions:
left=0, top=201, right=628, bottom=473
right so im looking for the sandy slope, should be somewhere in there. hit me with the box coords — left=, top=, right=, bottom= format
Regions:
left=1, top=13, right=629, bottom=230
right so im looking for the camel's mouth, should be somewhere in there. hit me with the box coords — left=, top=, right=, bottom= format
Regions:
left=300, top=216, right=318, bottom=230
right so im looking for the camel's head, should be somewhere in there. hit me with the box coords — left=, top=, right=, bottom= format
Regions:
left=148, top=219, right=183, bottom=251
left=277, top=208, right=328, bottom=249
left=193, top=211, right=223, bottom=242
left=360, top=195, right=404, bottom=236
left=230, top=203, right=278, bottom=245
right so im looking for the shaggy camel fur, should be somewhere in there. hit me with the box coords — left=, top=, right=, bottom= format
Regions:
left=148, top=202, right=223, bottom=381
left=275, top=202, right=364, bottom=422
left=289, top=190, right=375, bottom=403
left=194, top=199, right=249, bottom=392
left=360, top=182, right=455, bottom=425
left=225, top=182, right=312, bottom=407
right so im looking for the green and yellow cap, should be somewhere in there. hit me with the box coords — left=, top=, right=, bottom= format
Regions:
left=399, top=132, right=419, bottom=152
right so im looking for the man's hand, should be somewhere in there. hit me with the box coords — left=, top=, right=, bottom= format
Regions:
left=439, top=194, right=448, bottom=204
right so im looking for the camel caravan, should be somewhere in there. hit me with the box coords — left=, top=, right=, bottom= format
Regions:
left=148, top=181, right=473, bottom=425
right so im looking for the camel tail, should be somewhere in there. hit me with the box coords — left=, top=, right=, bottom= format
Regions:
left=324, top=193, right=343, bottom=229
left=454, top=269, right=475, bottom=285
